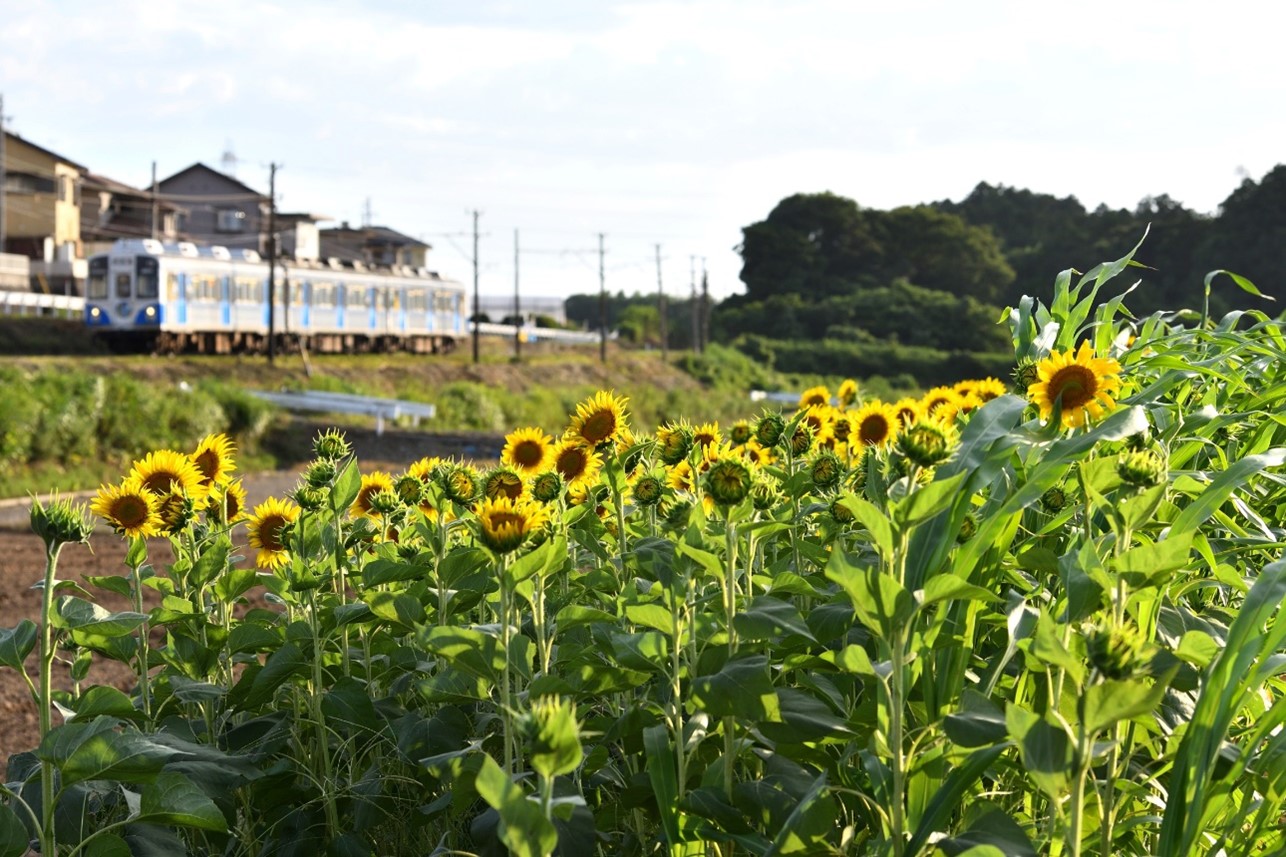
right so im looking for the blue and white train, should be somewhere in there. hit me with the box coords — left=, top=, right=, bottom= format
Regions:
left=85, top=239, right=466, bottom=354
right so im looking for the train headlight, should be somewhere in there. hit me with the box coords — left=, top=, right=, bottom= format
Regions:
left=145, top=305, right=157, bottom=318
left=90, top=307, right=101, bottom=318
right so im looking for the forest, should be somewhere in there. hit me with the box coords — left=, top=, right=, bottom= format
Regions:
left=569, top=166, right=1286, bottom=384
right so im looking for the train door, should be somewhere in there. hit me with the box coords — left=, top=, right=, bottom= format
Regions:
left=170, top=270, right=187, bottom=325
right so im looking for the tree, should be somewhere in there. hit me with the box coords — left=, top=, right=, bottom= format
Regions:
left=871, top=205, right=1015, bottom=302
left=737, top=192, right=885, bottom=301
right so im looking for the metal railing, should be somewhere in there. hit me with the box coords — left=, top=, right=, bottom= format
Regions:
left=471, top=321, right=607, bottom=345
left=249, top=389, right=436, bottom=436
left=0, top=291, right=85, bottom=317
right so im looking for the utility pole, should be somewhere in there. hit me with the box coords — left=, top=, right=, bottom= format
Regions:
left=472, top=210, right=481, bottom=364
left=267, top=163, right=277, bottom=364
left=700, top=258, right=710, bottom=354
left=513, top=228, right=521, bottom=360
left=150, top=161, right=158, bottom=241
left=598, top=233, right=607, bottom=363
left=656, top=244, right=667, bottom=361
left=689, top=255, right=698, bottom=353
left=0, top=93, right=7, bottom=254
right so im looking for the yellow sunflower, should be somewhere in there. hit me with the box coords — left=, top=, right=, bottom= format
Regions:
left=797, top=385, right=830, bottom=410
left=667, top=459, right=696, bottom=493
left=920, top=387, right=962, bottom=419
left=473, top=495, right=550, bottom=554
left=691, top=421, right=723, bottom=452
left=1028, top=341, right=1123, bottom=428
left=206, top=478, right=248, bottom=525
left=566, top=391, right=629, bottom=448
left=739, top=439, right=774, bottom=467
left=502, top=427, right=554, bottom=475
left=969, top=377, right=1008, bottom=403
left=891, top=397, right=923, bottom=428
left=852, top=401, right=900, bottom=448
left=91, top=476, right=162, bottom=539
left=838, top=379, right=860, bottom=409
left=130, top=449, right=208, bottom=503
left=351, top=471, right=395, bottom=518
left=191, top=433, right=236, bottom=488
left=246, top=497, right=300, bottom=569
left=552, top=439, right=603, bottom=490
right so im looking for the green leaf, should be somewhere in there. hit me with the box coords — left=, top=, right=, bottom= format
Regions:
left=822, top=644, right=875, bottom=676
left=188, top=538, right=229, bottom=587
left=1205, top=268, right=1274, bottom=301
left=0, top=803, right=29, bottom=857
left=421, top=625, right=503, bottom=682
left=732, top=596, right=816, bottom=642
left=1005, top=704, right=1073, bottom=801
left=364, top=590, right=426, bottom=628
left=905, top=745, right=1008, bottom=857
left=1114, top=532, right=1193, bottom=588
left=834, top=494, right=893, bottom=558
left=53, top=598, right=146, bottom=636
left=70, top=685, right=139, bottom=722
left=608, top=631, right=668, bottom=673
left=944, top=690, right=1008, bottom=748
left=85, top=574, right=133, bottom=598
left=1170, top=449, right=1286, bottom=535
left=554, top=604, right=618, bottom=631
left=227, top=622, right=279, bottom=654
left=83, top=833, right=130, bottom=857
left=331, top=458, right=362, bottom=511
left=0, top=619, right=37, bottom=670
left=691, top=655, right=781, bottom=722
left=1028, top=613, right=1084, bottom=685
left=824, top=549, right=914, bottom=642
left=213, top=567, right=260, bottom=602
left=1174, top=630, right=1219, bottom=668
left=1083, top=677, right=1169, bottom=735
left=918, top=574, right=1000, bottom=609
left=643, top=724, right=686, bottom=848
left=894, top=471, right=968, bottom=528
left=237, top=641, right=307, bottom=709
left=137, top=770, right=227, bottom=831
left=59, top=730, right=176, bottom=786
left=474, top=754, right=558, bottom=857
left=508, top=535, right=566, bottom=584
left=625, top=603, right=674, bottom=634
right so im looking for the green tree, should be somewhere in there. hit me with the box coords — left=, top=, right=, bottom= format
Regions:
left=871, top=205, right=1015, bottom=302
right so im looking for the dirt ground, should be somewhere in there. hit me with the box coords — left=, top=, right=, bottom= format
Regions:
left=0, top=428, right=502, bottom=763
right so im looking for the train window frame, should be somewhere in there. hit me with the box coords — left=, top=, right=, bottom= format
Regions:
left=115, top=273, right=132, bottom=298
left=136, top=258, right=159, bottom=299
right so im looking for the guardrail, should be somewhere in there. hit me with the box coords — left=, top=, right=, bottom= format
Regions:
left=471, top=321, right=608, bottom=345
left=249, top=389, right=436, bottom=436
left=0, top=291, right=85, bottom=317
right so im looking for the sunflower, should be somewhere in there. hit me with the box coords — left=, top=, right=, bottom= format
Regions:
left=738, top=439, right=774, bottom=467
left=667, top=459, right=696, bottom=493
left=691, top=422, right=722, bottom=452
left=130, top=449, right=208, bottom=503
left=797, top=385, right=830, bottom=410
left=728, top=419, right=753, bottom=446
left=246, top=497, right=300, bottom=570
left=91, top=476, right=162, bottom=538
left=852, top=401, right=900, bottom=448
left=937, top=393, right=983, bottom=424
left=656, top=423, right=694, bottom=466
left=441, top=463, right=481, bottom=505
left=551, top=439, right=602, bottom=490
left=566, top=391, right=629, bottom=448
left=920, top=387, right=962, bottom=419
left=892, top=397, right=924, bottom=428
left=1028, top=341, right=1123, bottom=428
left=351, top=471, right=395, bottom=518
left=969, top=377, right=1008, bottom=403
left=482, top=466, right=526, bottom=501
left=502, top=427, right=554, bottom=475
left=206, top=478, right=248, bottom=525
left=704, top=455, right=752, bottom=506
left=191, top=433, right=236, bottom=488
left=473, top=495, right=550, bottom=554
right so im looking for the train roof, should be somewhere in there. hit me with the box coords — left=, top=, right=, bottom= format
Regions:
left=91, top=239, right=460, bottom=285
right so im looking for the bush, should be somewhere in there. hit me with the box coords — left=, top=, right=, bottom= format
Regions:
left=433, top=382, right=508, bottom=432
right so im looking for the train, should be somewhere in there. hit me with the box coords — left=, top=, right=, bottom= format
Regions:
left=84, top=239, right=467, bottom=354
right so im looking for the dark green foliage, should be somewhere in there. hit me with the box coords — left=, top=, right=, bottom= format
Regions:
left=731, top=334, right=1013, bottom=387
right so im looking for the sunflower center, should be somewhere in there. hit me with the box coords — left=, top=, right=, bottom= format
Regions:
left=112, top=495, right=150, bottom=528
left=142, top=473, right=178, bottom=496
left=557, top=449, right=588, bottom=480
left=260, top=515, right=288, bottom=551
left=488, top=511, right=524, bottom=530
left=512, top=440, right=544, bottom=468
left=193, top=450, right=221, bottom=484
left=859, top=415, right=891, bottom=445
left=580, top=411, right=617, bottom=445
left=1048, top=365, right=1097, bottom=410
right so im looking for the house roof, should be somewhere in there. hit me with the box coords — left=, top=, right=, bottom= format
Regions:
left=82, top=171, right=182, bottom=211
left=320, top=224, right=429, bottom=248
left=277, top=212, right=333, bottom=225
left=2, top=130, right=89, bottom=172
left=157, top=162, right=268, bottom=199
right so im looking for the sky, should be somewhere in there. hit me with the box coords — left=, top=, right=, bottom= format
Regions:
left=2, top=0, right=1283, bottom=302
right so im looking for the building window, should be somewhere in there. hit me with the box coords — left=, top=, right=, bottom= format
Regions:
left=60, top=175, right=75, bottom=203
left=216, top=208, right=246, bottom=232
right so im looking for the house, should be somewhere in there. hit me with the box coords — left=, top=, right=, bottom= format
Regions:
left=1, top=130, right=86, bottom=293
left=80, top=171, right=183, bottom=256
left=319, top=222, right=431, bottom=268
left=157, top=162, right=270, bottom=253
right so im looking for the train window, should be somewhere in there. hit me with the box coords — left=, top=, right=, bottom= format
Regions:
left=235, top=277, right=261, bottom=303
left=313, top=282, right=335, bottom=307
left=346, top=287, right=369, bottom=308
left=115, top=273, right=132, bottom=298
left=136, top=257, right=159, bottom=299
left=88, top=259, right=108, bottom=299
left=167, top=273, right=179, bottom=301
left=407, top=289, right=425, bottom=311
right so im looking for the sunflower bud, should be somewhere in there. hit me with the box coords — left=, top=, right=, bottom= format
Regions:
left=368, top=488, right=402, bottom=517
left=658, top=426, right=694, bottom=466
left=788, top=424, right=814, bottom=456
left=633, top=475, right=665, bottom=507
left=704, top=458, right=752, bottom=507
left=1084, top=619, right=1147, bottom=680
left=441, top=464, right=480, bottom=505
left=482, top=467, right=525, bottom=501
left=750, top=477, right=781, bottom=512
left=313, top=429, right=352, bottom=462
left=1040, top=486, right=1068, bottom=513
left=810, top=450, right=844, bottom=491
left=519, top=697, right=584, bottom=780
left=530, top=471, right=565, bottom=504
left=1117, top=449, right=1167, bottom=488
left=897, top=421, right=956, bottom=469
left=30, top=495, right=93, bottom=551
left=395, top=474, right=426, bottom=506
left=754, top=412, right=786, bottom=447
left=729, top=420, right=752, bottom=446
left=305, top=459, right=337, bottom=488
left=293, top=485, right=327, bottom=512
left=957, top=512, right=977, bottom=543
left=829, top=496, right=855, bottom=524
left=1012, top=359, right=1039, bottom=392
left=663, top=499, right=693, bottom=529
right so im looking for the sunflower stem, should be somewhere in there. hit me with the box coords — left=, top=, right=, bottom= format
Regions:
left=127, top=539, right=151, bottom=721
left=38, top=541, right=63, bottom=857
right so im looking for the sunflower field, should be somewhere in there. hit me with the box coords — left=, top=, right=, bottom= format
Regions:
left=5, top=240, right=1286, bottom=856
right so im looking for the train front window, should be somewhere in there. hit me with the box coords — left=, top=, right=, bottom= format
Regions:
left=88, top=259, right=108, bottom=299
left=136, top=257, right=159, bottom=299
left=115, top=273, right=132, bottom=298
